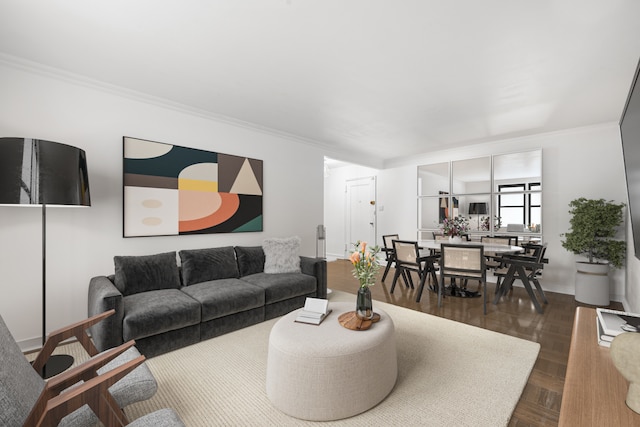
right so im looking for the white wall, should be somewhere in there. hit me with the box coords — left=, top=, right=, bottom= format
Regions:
left=326, top=123, right=633, bottom=305
left=323, top=164, right=379, bottom=259
left=0, top=63, right=325, bottom=349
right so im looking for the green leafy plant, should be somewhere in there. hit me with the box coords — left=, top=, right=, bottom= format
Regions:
left=561, top=198, right=626, bottom=268
left=349, top=241, right=381, bottom=288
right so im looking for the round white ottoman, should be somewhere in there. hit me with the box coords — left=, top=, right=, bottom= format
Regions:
left=266, top=302, right=397, bottom=421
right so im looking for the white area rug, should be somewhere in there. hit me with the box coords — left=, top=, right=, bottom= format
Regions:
left=118, top=291, right=539, bottom=426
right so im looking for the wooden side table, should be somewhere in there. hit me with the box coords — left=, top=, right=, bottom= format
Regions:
left=559, top=307, right=640, bottom=426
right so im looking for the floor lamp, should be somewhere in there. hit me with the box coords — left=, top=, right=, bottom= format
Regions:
left=0, top=137, right=91, bottom=378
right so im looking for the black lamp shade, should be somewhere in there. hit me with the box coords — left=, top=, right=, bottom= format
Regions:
left=468, top=202, right=487, bottom=215
left=0, top=138, right=90, bottom=206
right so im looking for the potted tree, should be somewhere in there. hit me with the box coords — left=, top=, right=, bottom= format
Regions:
left=561, top=198, right=626, bottom=306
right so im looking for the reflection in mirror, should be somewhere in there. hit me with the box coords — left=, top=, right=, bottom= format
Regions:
left=494, top=150, right=542, bottom=187
left=418, top=230, right=436, bottom=241
left=418, top=162, right=449, bottom=196
left=457, top=195, right=493, bottom=232
left=418, top=150, right=542, bottom=240
left=493, top=192, right=542, bottom=234
left=419, top=197, right=445, bottom=229
left=452, top=156, right=491, bottom=194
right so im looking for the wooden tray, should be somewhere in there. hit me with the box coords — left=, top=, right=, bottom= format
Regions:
left=338, top=311, right=381, bottom=331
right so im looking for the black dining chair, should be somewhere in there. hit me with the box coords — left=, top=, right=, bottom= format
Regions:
left=493, top=243, right=548, bottom=313
left=390, top=240, right=439, bottom=302
left=381, top=234, right=399, bottom=282
left=480, top=236, right=512, bottom=277
left=494, top=235, right=519, bottom=246
left=438, top=244, right=488, bottom=314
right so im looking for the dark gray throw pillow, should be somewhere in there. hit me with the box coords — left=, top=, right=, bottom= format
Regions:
left=235, top=246, right=265, bottom=276
left=179, top=246, right=239, bottom=286
left=114, top=252, right=180, bottom=296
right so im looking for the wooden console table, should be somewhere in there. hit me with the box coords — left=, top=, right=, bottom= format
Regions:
left=559, top=307, right=640, bottom=426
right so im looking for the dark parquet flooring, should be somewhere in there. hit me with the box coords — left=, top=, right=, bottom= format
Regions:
left=327, top=259, right=624, bottom=426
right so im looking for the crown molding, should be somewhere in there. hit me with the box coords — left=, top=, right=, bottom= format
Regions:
left=0, top=52, right=384, bottom=166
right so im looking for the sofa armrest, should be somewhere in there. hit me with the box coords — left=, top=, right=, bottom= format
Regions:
left=300, top=256, right=327, bottom=299
left=88, top=275, right=124, bottom=352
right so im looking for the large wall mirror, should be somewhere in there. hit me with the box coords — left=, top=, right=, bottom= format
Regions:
left=417, top=149, right=542, bottom=241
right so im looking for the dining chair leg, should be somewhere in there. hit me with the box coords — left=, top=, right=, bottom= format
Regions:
left=494, top=276, right=502, bottom=295
left=381, top=260, right=392, bottom=282
left=390, top=268, right=402, bottom=294
left=493, top=266, right=516, bottom=304
left=415, top=270, right=428, bottom=303
left=404, top=271, right=415, bottom=289
left=514, top=266, right=544, bottom=314
left=532, top=277, right=549, bottom=304
left=483, top=280, right=487, bottom=315
left=437, top=274, right=444, bottom=307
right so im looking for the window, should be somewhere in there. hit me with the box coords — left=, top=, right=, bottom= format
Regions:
left=529, top=183, right=541, bottom=230
left=498, top=183, right=540, bottom=228
left=498, top=184, right=526, bottom=226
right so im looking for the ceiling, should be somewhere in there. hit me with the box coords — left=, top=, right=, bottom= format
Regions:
left=1, top=1, right=640, bottom=167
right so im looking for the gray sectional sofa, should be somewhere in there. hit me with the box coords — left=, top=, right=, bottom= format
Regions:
left=88, top=245, right=327, bottom=357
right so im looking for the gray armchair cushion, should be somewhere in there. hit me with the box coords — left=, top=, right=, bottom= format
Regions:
left=178, top=246, right=239, bottom=286
left=114, top=252, right=181, bottom=296
left=0, top=316, right=45, bottom=427
left=234, top=246, right=265, bottom=276
left=181, top=278, right=265, bottom=322
left=129, top=408, right=186, bottom=427
left=99, top=346, right=157, bottom=407
left=123, top=289, right=201, bottom=341
left=1, top=315, right=159, bottom=427
left=59, top=346, right=158, bottom=427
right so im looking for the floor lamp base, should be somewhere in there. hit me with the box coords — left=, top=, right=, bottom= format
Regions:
left=34, top=354, right=74, bottom=379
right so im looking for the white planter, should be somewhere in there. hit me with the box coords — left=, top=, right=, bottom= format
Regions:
left=574, top=262, right=610, bottom=306
left=449, top=236, right=463, bottom=244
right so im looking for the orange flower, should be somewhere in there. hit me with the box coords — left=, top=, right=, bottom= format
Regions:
left=350, top=251, right=361, bottom=264
left=360, top=241, right=367, bottom=252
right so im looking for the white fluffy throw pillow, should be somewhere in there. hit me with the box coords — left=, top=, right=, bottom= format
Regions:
left=263, top=236, right=302, bottom=274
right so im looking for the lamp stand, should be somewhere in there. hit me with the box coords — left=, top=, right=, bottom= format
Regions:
left=36, top=204, right=74, bottom=379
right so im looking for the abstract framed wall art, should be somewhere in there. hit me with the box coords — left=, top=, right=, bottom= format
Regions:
left=123, top=137, right=263, bottom=237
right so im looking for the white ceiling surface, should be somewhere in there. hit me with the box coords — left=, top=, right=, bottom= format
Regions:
left=1, top=1, right=640, bottom=167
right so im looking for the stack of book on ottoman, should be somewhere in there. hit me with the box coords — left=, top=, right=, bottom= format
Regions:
left=596, top=308, right=640, bottom=347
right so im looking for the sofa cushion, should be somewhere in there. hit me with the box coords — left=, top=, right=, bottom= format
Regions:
left=114, top=252, right=180, bottom=296
left=181, top=278, right=265, bottom=322
left=240, top=272, right=316, bottom=304
left=179, top=247, right=239, bottom=286
left=122, top=289, right=200, bottom=341
left=235, top=246, right=265, bottom=276
left=262, top=236, right=301, bottom=274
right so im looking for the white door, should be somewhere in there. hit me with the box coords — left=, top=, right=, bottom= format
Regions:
left=346, top=177, right=377, bottom=256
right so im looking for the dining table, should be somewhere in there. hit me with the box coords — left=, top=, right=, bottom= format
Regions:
left=417, top=239, right=524, bottom=298
left=418, top=239, right=524, bottom=255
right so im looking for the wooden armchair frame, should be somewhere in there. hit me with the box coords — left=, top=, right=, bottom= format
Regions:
left=25, top=340, right=144, bottom=426
left=31, top=309, right=115, bottom=375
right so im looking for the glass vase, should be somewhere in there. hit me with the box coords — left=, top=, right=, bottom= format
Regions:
left=356, top=286, right=374, bottom=320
